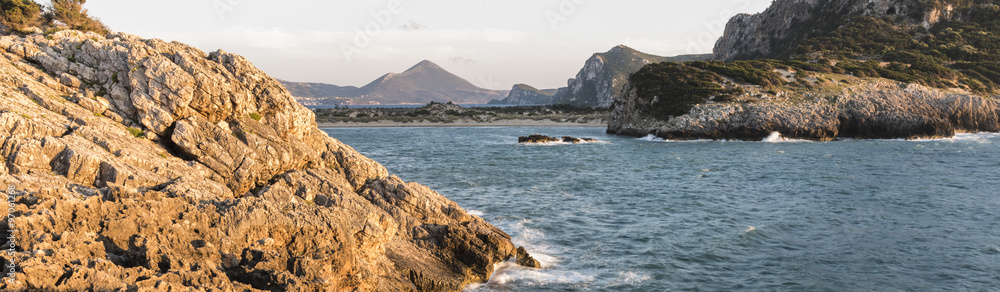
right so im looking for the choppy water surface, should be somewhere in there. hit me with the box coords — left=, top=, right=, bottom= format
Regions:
left=326, top=127, right=1000, bottom=291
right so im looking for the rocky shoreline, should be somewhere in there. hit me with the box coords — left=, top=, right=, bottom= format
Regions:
left=609, top=79, right=1000, bottom=141
left=0, top=29, right=536, bottom=291
left=314, top=102, right=609, bottom=126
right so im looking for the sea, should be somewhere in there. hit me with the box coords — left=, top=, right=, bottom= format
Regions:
left=325, top=127, right=1000, bottom=291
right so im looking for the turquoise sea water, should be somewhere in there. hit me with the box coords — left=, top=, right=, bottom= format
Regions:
left=325, top=127, right=1000, bottom=291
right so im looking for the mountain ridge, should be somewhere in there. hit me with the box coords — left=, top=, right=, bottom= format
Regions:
left=281, top=60, right=506, bottom=105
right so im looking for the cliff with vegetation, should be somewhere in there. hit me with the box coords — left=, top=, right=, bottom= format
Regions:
left=611, top=0, right=1000, bottom=140
left=488, top=84, right=558, bottom=105
left=0, top=28, right=537, bottom=291
left=488, top=46, right=710, bottom=107
left=553, top=46, right=710, bottom=108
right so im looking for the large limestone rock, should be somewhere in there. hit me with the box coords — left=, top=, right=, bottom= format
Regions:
left=0, top=29, right=534, bottom=291
left=714, top=0, right=958, bottom=61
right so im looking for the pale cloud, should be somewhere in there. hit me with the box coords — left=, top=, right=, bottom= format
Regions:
left=85, top=0, right=774, bottom=89
left=450, top=56, right=477, bottom=64
left=399, top=20, right=429, bottom=31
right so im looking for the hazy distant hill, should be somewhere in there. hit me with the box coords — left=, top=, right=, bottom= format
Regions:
left=281, top=60, right=506, bottom=105
left=277, top=81, right=360, bottom=105
left=488, top=84, right=560, bottom=105
left=489, top=45, right=712, bottom=107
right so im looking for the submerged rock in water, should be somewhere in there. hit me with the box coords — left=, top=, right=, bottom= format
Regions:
left=562, top=136, right=598, bottom=143
left=519, top=135, right=561, bottom=143
left=0, top=29, right=535, bottom=291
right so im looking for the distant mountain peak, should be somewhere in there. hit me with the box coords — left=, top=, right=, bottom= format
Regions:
left=406, top=60, right=442, bottom=72
left=609, top=44, right=636, bottom=53
left=603, top=45, right=648, bottom=59
left=513, top=83, right=538, bottom=91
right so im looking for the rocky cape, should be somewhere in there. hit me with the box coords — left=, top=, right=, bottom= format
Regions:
left=488, top=46, right=711, bottom=108
left=610, top=0, right=1000, bottom=141
left=0, top=29, right=537, bottom=291
left=554, top=46, right=709, bottom=107
left=488, top=84, right=559, bottom=105
left=610, top=78, right=1000, bottom=141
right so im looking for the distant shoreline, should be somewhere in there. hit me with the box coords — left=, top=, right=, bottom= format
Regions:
left=314, top=102, right=610, bottom=128
left=318, top=119, right=606, bottom=128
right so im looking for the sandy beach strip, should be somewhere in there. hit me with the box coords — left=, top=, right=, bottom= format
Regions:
left=317, top=119, right=607, bottom=128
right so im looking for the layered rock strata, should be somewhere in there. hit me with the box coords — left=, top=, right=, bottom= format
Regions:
left=0, top=29, right=533, bottom=291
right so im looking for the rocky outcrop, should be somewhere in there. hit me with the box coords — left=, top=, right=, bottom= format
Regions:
left=488, top=84, right=558, bottom=105
left=550, top=46, right=710, bottom=108
left=517, top=135, right=598, bottom=144
left=560, top=136, right=598, bottom=144
left=555, top=46, right=663, bottom=107
left=0, top=29, right=535, bottom=291
left=609, top=78, right=1000, bottom=140
left=714, top=0, right=959, bottom=61
left=518, top=135, right=561, bottom=143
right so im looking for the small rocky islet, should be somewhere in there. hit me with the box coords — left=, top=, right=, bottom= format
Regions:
left=518, top=135, right=599, bottom=144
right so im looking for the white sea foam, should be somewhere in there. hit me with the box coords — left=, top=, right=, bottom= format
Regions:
left=638, top=134, right=718, bottom=143
left=467, top=209, right=485, bottom=217
left=763, top=132, right=784, bottom=142
left=464, top=218, right=587, bottom=291
left=947, top=132, right=1000, bottom=143
left=850, top=132, right=1000, bottom=142
left=638, top=134, right=664, bottom=142
left=466, top=216, right=654, bottom=291
left=762, top=132, right=812, bottom=143
left=465, top=262, right=596, bottom=291
left=605, top=270, right=652, bottom=287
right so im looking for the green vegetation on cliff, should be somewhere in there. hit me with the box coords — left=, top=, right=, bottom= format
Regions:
left=0, top=0, right=106, bottom=34
left=629, top=62, right=738, bottom=119
left=630, top=1, right=1000, bottom=120
left=0, top=0, right=41, bottom=30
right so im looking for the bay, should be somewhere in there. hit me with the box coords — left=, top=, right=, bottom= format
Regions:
left=326, top=127, right=1000, bottom=291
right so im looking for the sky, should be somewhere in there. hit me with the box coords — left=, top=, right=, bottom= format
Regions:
left=80, top=0, right=773, bottom=90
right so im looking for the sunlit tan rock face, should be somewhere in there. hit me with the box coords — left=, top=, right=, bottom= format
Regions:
left=0, top=29, right=534, bottom=291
